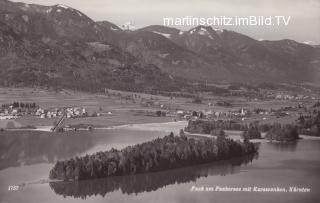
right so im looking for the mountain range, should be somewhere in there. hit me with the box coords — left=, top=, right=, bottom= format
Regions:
left=0, top=0, right=319, bottom=92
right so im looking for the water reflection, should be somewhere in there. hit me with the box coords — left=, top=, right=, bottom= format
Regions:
left=50, top=154, right=258, bottom=199
left=265, top=141, right=298, bottom=152
left=0, top=131, right=93, bottom=170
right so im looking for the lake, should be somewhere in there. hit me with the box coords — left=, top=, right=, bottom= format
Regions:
left=0, top=124, right=319, bottom=203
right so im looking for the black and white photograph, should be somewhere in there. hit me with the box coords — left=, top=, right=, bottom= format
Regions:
left=0, top=0, right=319, bottom=202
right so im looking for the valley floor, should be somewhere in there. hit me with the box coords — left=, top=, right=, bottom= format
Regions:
left=0, top=87, right=316, bottom=131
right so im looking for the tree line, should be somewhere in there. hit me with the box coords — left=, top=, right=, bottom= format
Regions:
left=185, top=120, right=273, bottom=135
left=265, top=124, right=299, bottom=142
left=1, top=102, right=37, bottom=109
left=185, top=120, right=299, bottom=141
left=297, top=110, right=320, bottom=137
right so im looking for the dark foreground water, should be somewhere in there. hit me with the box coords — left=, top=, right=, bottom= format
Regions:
left=0, top=129, right=319, bottom=203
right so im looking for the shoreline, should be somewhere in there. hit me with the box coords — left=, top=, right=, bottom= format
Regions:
left=1, top=120, right=188, bottom=133
left=2, top=121, right=320, bottom=141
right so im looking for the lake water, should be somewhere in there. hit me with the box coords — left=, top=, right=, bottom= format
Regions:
left=0, top=126, right=319, bottom=203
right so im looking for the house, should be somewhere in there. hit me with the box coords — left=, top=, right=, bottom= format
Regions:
left=240, top=108, right=247, bottom=116
left=66, top=112, right=72, bottom=118
left=12, top=109, right=18, bottom=115
left=36, top=108, right=45, bottom=116
left=176, top=110, right=184, bottom=115
left=74, top=108, right=81, bottom=116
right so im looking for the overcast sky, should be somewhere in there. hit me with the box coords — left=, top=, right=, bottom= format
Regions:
left=11, top=0, right=320, bottom=44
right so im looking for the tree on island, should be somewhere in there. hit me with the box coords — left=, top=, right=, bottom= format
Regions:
left=241, top=123, right=262, bottom=140
left=265, top=123, right=299, bottom=142
left=49, top=133, right=258, bottom=181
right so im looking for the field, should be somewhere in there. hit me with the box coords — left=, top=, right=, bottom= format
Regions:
left=0, top=87, right=316, bottom=129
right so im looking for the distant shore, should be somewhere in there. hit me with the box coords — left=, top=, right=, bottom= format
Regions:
left=2, top=120, right=320, bottom=141
left=1, top=120, right=187, bottom=133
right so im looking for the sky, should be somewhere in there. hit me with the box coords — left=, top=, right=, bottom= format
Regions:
left=10, top=0, right=320, bottom=44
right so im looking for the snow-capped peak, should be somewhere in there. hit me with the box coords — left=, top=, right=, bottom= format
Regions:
left=199, top=27, right=214, bottom=39
left=189, top=27, right=214, bottom=39
left=120, top=21, right=137, bottom=31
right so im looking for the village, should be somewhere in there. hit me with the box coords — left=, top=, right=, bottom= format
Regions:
left=0, top=95, right=307, bottom=132
left=226, top=86, right=317, bottom=101
left=0, top=102, right=92, bottom=119
left=0, top=84, right=317, bottom=133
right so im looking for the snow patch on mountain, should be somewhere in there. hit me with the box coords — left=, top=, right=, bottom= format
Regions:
left=46, top=8, right=52, bottom=13
left=198, top=27, right=213, bottom=39
left=213, top=27, right=223, bottom=33
left=21, top=15, right=29, bottom=23
left=188, top=27, right=215, bottom=39
left=110, top=26, right=120, bottom=31
left=304, top=41, right=318, bottom=46
left=57, top=9, right=62, bottom=13
left=4, top=14, right=10, bottom=21
left=120, top=22, right=137, bottom=31
left=152, top=31, right=171, bottom=39
left=57, top=4, right=70, bottom=9
left=88, top=42, right=112, bottom=52
left=158, top=53, right=170, bottom=58
left=189, top=28, right=196, bottom=34
left=172, top=60, right=180, bottom=65
left=20, top=3, right=30, bottom=10
left=20, top=3, right=31, bottom=11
